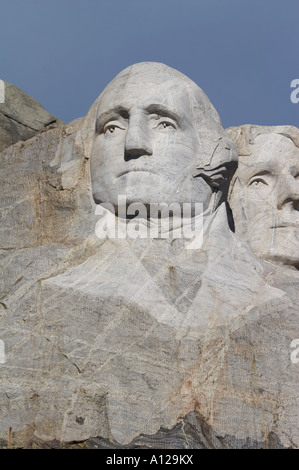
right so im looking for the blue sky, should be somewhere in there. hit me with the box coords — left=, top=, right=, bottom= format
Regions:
left=1, top=0, right=298, bottom=128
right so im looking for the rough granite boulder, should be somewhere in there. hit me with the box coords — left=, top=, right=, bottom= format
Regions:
left=0, top=80, right=64, bottom=153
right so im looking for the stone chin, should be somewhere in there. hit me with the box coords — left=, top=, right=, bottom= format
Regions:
left=266, top=253, right=299, bottom=270
left=266, top=238, right=299, bottom=270
left=248, top=226, right=299, bottom=270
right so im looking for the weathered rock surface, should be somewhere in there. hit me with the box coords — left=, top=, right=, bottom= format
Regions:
left=0, top=65, right=298, bottom=449
left=227, top=124, right=299, bottom=269
left=0, top=81, right=64, bottom=153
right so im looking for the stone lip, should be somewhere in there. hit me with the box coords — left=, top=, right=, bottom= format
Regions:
left=0, top=81, right=64, bottom=152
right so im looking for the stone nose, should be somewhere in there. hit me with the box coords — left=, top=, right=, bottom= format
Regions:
left=277, top=174, right=299, bottom=210
left=124, top=113, right=153, bottom=160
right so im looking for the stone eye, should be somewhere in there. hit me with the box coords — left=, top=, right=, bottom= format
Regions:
left=104, top=125, right=116, bottom=134
left=249, top=178, right=268, bottom=187
left=104, top=124, right=124, bottom=135
left=158, top=121, right=175, bottom=130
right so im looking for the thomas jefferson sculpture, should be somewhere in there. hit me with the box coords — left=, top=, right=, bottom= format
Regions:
left=228, top=125, right=299, bottom=269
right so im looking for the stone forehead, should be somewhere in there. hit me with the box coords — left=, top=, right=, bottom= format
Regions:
left=252, top=133, right=298, bottom=150
left=226, top=124, right=299, bottom=158
left=95, top=62, right=225, bottom=132
left=231, top=132, right=299, bottom=182
left=238, top=132, right=299, bottom=174
left=98, top=62, right=211, bottom=112
left=105, top=62, right=198, bottom=89
left=77, top=62, right=237, bottom=169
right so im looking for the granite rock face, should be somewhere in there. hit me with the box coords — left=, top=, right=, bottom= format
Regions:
left=0, top=81, right=64, bottom=153
left=0, top=65, right=298, bottom=449
left=227, top=124, right=299, bottom=269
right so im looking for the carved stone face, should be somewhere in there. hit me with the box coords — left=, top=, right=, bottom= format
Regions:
left=230, top=133, right=299, bottom=267
left=90, top=66, right=214, bottom=212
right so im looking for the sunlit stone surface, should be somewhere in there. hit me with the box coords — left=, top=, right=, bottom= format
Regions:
left=0, top=66, right=298, bottom=449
